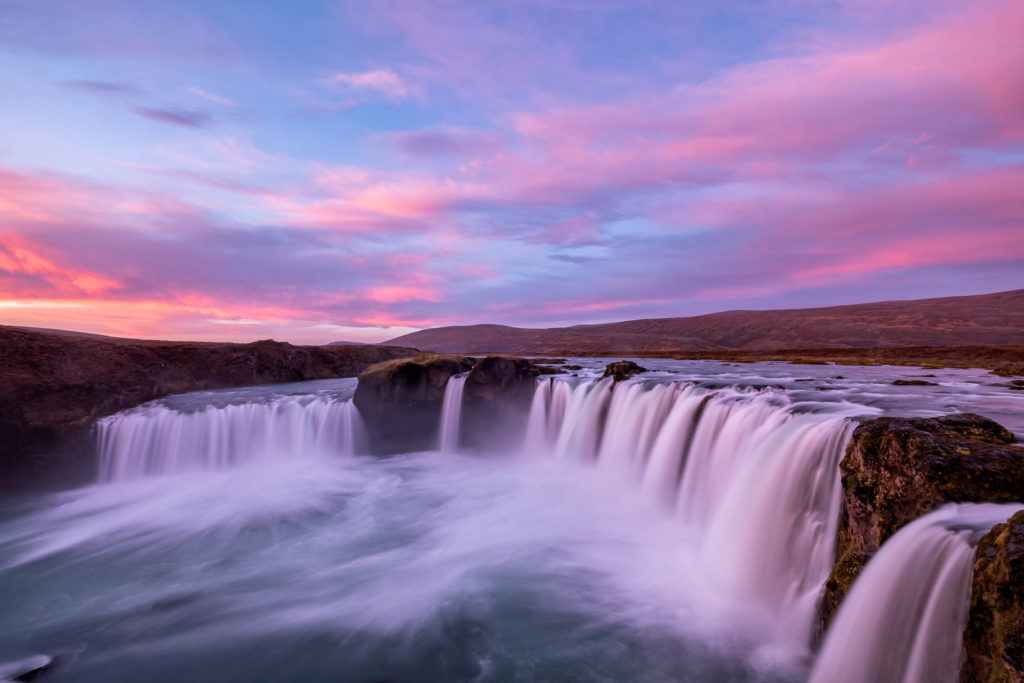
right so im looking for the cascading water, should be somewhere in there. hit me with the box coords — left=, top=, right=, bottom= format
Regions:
left=438, top=375, right=467, bottom=452
left=809, top=503, right=1024, bottom=683
left=97, top=395, right=365, bottom=481
left=523, top=376, right=859, bottom=661
left=5, top=362, right=1021, bottom=682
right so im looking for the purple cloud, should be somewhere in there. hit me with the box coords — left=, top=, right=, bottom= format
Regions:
left=389, top=129, right=502, bottom=159
left=61, top=80, right=142, bottom=97
left=132, top=106, right=214, bottom=128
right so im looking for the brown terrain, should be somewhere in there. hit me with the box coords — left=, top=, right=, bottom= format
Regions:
left=386, top=289, right=1024, bottom=357
left=0, top=325, right=416, bottom=487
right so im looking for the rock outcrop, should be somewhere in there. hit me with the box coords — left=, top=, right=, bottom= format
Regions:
left=962, top=510, right=1024, bottom=683
left=353, top=354, right=548, bottom=453
left=0, top=326, right=417, bottom=487
left=353, top=354, right=475, bottom=453
left=822, top=413, right=1024, bottom=626
left=464, top=355, right=540, bottom=404
left=462, top=356, right=542, bottom=450
left=603, top=360, right=648, bottom=381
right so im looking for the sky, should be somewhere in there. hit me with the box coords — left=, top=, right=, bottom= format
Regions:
left=1, top=0, right=1022, bottom=344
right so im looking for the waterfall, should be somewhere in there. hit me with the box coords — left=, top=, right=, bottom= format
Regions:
left=438, top=375, right=467, bottom=452
left=97, top=396, right=365, bottom=481
left=522, top=376, right=857, bottom=659
left=809, top=503, right=1024, bottom=683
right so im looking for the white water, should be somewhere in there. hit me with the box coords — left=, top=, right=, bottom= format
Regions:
left=810, top=503, right=1024, bottom=683
left=523, top=377, right=860, bottom=663
left=5, top=362, right=1023, bottom=681
left=97, top=396, right=365, bottom=481
left=438, top=375, right=467, bottom=452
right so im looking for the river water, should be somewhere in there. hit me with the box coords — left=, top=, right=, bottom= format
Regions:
left=0, top=360, right=1020, bottom=682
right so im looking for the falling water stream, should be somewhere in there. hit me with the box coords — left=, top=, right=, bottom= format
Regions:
left=0, top=361, right=1021, bottom=682
left=809, top=503, right=1024, bottom=683
left=438, top=374, right=467, bottom=452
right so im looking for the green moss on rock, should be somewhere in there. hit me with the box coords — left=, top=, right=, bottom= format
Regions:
left=961, top=510, right=1024, bottom=683
left=822, top=414, right=1024, bottom=629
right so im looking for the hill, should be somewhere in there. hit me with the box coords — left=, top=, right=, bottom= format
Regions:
left=386, top=289, right=1024, bottom=354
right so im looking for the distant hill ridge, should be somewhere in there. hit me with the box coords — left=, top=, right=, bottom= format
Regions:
left=385, top=289, right=1024, bottom=353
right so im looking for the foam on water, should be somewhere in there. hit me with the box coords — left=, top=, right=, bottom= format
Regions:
left=1, top=363, right=1021, bottom=681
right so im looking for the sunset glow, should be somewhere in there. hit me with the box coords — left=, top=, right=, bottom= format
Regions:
left=1, top=0, right=1022, bottom=343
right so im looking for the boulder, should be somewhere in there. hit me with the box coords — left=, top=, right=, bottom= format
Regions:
left=822, top=414, right=1024, bottom=627
left=602, top=360, right=648, bottom=381
left=893, top=379, right=939, bottom=386
left=353, top=354, right=474, bottom=453
left=462, top=356, right=542, bottom=450
left=463, top=356, right=541, bottom=403
left=962, top=510, right=1024, bottom=682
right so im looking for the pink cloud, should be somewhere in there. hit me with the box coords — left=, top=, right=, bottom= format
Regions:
left=367, top=285, right=441, bottom=304
left=324, top=68, right=410, bottom=99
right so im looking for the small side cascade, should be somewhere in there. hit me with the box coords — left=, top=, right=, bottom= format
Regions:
left=97, top=396, right=365, bottom=481
left=438, top=374, right=467, bottom=452
left=809, top=503, right=1024, bottom=683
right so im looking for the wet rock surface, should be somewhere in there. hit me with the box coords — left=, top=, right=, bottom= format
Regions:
left=962, top=510, right=1024, bottom=683
left=354, top=354, right=551, bottom=453
left=353, top=354, right=475, bottom=453
left=602, top=360, right=648, bottom=381
left=462, top=356, right=543, bottom=450
left=822, top=413, right=1024, bottom=628
left=0, top=326, right=416, bottom=488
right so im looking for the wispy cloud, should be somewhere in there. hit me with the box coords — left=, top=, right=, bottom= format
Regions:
left=188, top=87, right=236, bottom=107
left=132, top=106, right=214, bottom=129
left=324, top=68, right=410, bottom=99
left=4, top=0, right=1024, bottom=341
left=61, top=80, right=141, bottom=97
left=388, top=129, right=502, bottom=159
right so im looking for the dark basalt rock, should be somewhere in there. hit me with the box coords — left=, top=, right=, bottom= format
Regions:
left=893, top=379, right=939, bottom=386
left=602, top=360, right=648, bottom=381
left=461, top=356, right=543, bottom=450
left=353, top=354, right=474, bottom=453
left=464, top=356, right=541, bottom=404
left=821, top=414, right=1024, bottom=629
left=962, top=510, right=1024, bottom=683
left=0, top=326, right=417, bottom=488
left=353, top=354, right=547, bottom=453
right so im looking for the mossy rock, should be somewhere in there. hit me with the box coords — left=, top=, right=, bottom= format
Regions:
left=354, top=354, right=474, bottom=453
left=962, top=510, right=1024, bottom=683
left=602, top=360, right=648, bottom=381
left=822, top=414, right=1024, bottom=629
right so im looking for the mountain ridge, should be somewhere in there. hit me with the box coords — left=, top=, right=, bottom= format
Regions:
left=385, top=289, right=1024, bottom=353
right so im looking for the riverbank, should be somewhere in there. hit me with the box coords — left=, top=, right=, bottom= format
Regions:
left=0, top=326, right=416, bottom=487
left=509, top=345, right=1024, bottom=376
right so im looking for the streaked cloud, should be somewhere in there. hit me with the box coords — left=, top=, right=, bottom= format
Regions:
left=132, top=106, right=215, bottom=128
left=324, top=68, right=410, bottom=99
left=188, top=87, right=236, bottom=107
left=0, top=0, right=1021, bottom=342
left=60, top=80, right=142, bottom=97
